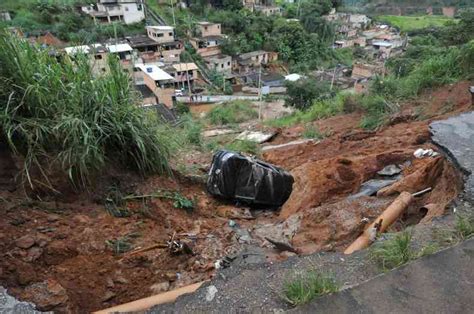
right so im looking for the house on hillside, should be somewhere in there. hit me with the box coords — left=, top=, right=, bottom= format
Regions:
left=233, top=50, right=278, bottom=73
left=64, top=43, right=134, bottom=73
left=254, top=6, right=282, bottom=16
left=351, top=62, right=384, bottom=79
left=204, top=54, right=232, bottom=75
left=0, top=11, right=11, bottom=22
left=196, top=22, right=222, bottom=37
left=190, top=36, right=223, bottom=58
left=190, top=22, right=224, bottom=57
left=132, top=26, right=183, bottom=63
left=134, top=64, right=175, bottom=108
left=27, top=32, right=64, bottom=48
left=442, top=7, right=456, bottom=18
left=163, top=63, right=199, bottom=90
left=334, top=39, right=354, bottom=49
left=147, top=26, right=176, bottom=44
left=82, top=0, right=145, bottom=25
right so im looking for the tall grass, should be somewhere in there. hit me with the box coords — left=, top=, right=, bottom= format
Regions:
left=0, top=31, right=171, bottom=190
left=369, top=231, right=415, bottom=271
left=283, top=271, right=339, bottom=306
left=207, top=100, right=258, bottom=125
left=267, top=93, right=347, bottom=128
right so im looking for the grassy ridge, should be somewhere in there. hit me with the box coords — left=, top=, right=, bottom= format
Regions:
left=377, top=15, right=455, bottom=32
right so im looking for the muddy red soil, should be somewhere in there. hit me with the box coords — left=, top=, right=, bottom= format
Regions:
left=0, top=81, right=471, bottom=312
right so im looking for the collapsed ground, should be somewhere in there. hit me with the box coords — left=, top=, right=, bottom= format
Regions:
left=0, top=81, right=472, bottom=312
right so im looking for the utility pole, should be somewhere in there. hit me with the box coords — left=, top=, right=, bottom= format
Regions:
left=330, top=64, right=338, bottom=91
left=258, top=65, right=262, bottom=120
left=170, top=0, right=176, bottom=26
left=185, top=62, right=192, bottom=94
left=297, top=0, right=302, bottom=19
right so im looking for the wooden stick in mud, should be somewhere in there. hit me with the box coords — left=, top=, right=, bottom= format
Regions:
left=344, top=191, right=414, bottom=255
left=123, top=243, right=168, bottom=258
left=94, top=281, right=208, bottom=314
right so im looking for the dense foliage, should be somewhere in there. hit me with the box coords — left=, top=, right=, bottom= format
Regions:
left=0, top=0, right=144, bottom=43
left=285, top=78, right=334, bottom=110
left=0, top=31, right=172, bottom=190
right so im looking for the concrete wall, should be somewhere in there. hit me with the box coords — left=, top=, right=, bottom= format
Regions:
left=147, top=28, right=175, bottom=44
left=205, top=56, right=232, bottom=73
left=142, top=74, right=174, bottom=108
left=198, top=23, right=221, bottom=37
left=122, top=3, right=145, bottom=24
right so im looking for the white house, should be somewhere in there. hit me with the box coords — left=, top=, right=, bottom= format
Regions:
left=82, top=0, right=145, bottom=25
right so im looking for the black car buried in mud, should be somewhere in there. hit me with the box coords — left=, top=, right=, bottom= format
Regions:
left=206, top=150, right=294, bottom=207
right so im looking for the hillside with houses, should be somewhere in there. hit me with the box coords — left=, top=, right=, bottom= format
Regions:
left=0, top=0, right=473, bottom=312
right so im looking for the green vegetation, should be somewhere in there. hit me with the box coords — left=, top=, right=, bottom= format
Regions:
left=268, top=93, right=348, bottom=127
left=377, top=15, right=454, bottom=32
left=302, top=124, right=326, bottom=140
left=171, top=192, right=195, bottom=211
left=151, top=0, right=348, bottom=72
left=0, top=32, right=172, bottom=190
left=369, top=230, right=444, bottom=271
left=369, top=231, right=415, bottom=271
left=454, top=212, right=474, bottom=240
left=285, top=78, right=334, bottom=110
left=106, top=232, right=140, bottom=254
left=0, top=0, right=144, bottom=43
left=207, top=100, right=258, bottom=125
left=225, top=140, right=259, bottom=155
left=283, top=271, right=339, bottom=306
left=271, top=9, right=474, bottom=131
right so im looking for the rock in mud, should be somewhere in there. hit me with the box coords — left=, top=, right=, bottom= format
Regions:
left=15, top=235, right=36, bottom=249
left=205, top=285, right=218, bottom=302
left=102, top=290, right=116, bottom=302
left=0, top=286, right=41, bottom=313
left=350, top=178, right=399, bottom=198
left=430, top=111, right=474, bottom=200
left=22, top=279, right=69, bottom=311
left=377, top=164, right=402, bottom=176
left=24, top=247, right=43, bottom=262
left=150, top=282, right=170, bottom=294
left=377, top=157, right=444, bottom=197
left=290, top=197, right=392, bottom=254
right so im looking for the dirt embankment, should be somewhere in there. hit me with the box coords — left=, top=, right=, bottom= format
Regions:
left=0, top=81, right=471, bottom=312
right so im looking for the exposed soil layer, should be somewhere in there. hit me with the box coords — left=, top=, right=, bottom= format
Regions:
left=0, top=81, right=471, bottom=312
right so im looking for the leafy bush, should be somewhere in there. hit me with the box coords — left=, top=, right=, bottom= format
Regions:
left=358, top=94, right=392, bottom=130
left=283, top=271, right=339, bottom=306
left=0, top=32, right=171, bottom=190
left=179, top=114, right=202, bottom=146
left=225, top=140, right=259, bottom=155
left=208, top=101, right=258, bottom=125
left=267, top=93, right=347, bottom=127
left=285, top=78, right=333, bottom=110
left=302, top=124, right=324, bottom=140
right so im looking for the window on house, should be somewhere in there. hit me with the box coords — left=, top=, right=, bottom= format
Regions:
left=227, top=61, right=230, bottom=66
left=125, top=6, right=129, bottom=11
left=157, top=33, right=164, bottom=37
left=137, top=4, right=142, bottom=10
left=204, top=26, right=208, bottom=30
left=94, top=54, right=102, bottom=60
left=221, top=64, right=224, bottom=68
left=169, top=32, right=172, bottom=36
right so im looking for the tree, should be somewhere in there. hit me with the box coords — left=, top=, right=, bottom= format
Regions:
left=285, top=78, right=332, bottom=110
